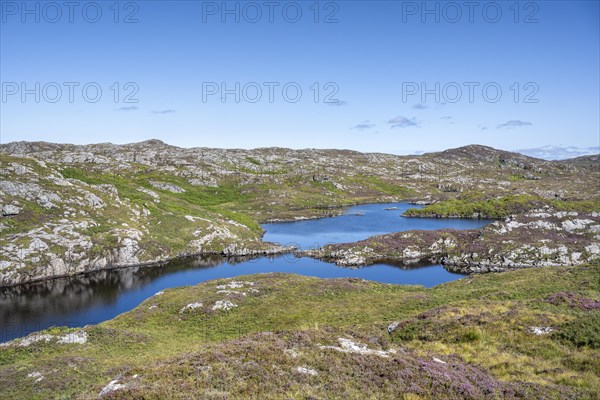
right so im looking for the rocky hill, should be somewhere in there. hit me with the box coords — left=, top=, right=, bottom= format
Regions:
left=0, top=140, right=598, bottom=286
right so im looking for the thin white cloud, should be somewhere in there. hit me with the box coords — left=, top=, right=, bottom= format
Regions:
left=388, top=116, right=420, bottom=128
left=497, top=120, right=532, bottom=129
left=352, top=121, right=375, bottom=130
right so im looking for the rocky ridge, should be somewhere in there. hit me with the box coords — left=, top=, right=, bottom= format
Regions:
left=1, top=140, right=598, bottom=285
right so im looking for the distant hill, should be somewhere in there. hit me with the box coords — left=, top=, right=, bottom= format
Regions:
left=0, top=140, right=598, bottom=286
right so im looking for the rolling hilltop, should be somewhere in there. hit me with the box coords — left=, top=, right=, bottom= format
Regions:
left=0, top=140, right=598, bottom=285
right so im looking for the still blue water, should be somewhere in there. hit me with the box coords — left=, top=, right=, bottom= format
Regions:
left=263, top=202, right=489, bottom=250
left=0, top=203, right=490, bottom=342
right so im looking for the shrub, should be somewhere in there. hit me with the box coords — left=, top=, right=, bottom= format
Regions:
left=552, top=313, right=600, bottom=348
left=458, top=328, right=482, bottom=343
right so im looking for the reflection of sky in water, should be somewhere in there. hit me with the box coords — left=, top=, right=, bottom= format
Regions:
left=1, top=203, right=491, bottom=342
left=263, top=202, right=490, bottom=250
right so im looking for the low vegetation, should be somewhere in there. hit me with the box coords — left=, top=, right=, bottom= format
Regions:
left=0, top=263, right=598, bottom=399
left=404, top=193, right=600, bottom=219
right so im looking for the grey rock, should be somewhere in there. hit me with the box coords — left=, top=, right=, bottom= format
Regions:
left=2, top=204, right=21, bottom=216
left=149, top=180, right=186, bottom=193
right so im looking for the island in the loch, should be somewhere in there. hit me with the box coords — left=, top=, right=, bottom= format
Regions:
left=0, top=140, right=598, bottom=399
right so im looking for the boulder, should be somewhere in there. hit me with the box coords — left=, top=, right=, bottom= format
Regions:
left=2, top=204, right=21, bottom=216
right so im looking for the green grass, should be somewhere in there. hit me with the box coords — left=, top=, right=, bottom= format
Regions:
left=1, top=263, right=598, bottom=399
left=46, top=165, right=265, bottom=256
left=349, top=174, right=417, bottom=197
left=245, top=157, right=261, bottom=166
left=60, top=167, right=108, bottom=185
left=553, top=313, right=600, bottom=349
left=404, top=193, right=600, bottom=218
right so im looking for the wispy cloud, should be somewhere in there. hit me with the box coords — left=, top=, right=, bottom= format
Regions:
left=151, top=109, right=176, bottom=114
left=388, top=116, right=420, bottom=128
left=352, top=121, right=375, bottom=130
left=440, top=116, right=452, bottom=120
left=478, top=125, right=488, bottom=131
left=115, top=106, right=138, bottom=112
left=327, top=100, right=348, bottom=106
left=497, top=120, right=532, bottom=129
left=516, top=145, right=600, bottom=160
left=412, top=103, right=428, bottom=110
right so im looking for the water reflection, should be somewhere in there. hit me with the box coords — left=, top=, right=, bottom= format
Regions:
left=0, top=254, right=463, bottom=342
left=1, top=202, right=487, bottom=342
left=263, top=202, right=490, bottom=250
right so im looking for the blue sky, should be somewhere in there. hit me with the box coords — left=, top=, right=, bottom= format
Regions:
left=1, top=0, right=599, bottom=157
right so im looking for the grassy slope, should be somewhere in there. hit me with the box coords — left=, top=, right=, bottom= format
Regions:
left=60, top=163, right=263, bottom=240
left=404, top=193, right=600, bottom=219
left=1, top=263, right=598, bottom=399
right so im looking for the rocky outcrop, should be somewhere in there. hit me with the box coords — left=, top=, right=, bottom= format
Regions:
left=148, top=181, right=186, bottom=193
left=1, top=204, right=21, bottom=216
left=305, top=229, right=476, bottom=267
left=443, top=211, right=600, bottom=273
left=307, top=211, right=600, bottom=273
left=0, top=155, right=289, bottom=286
left=0, top=140, right=598, bottom=286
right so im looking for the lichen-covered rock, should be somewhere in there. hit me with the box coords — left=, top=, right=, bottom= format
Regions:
left=308, top=212, right=600, bottom=273
left=149, top=180, right=186, bottom=193
left=212, top=300, right=237, bottom=311
left=1, top=204, right=21, bottom=216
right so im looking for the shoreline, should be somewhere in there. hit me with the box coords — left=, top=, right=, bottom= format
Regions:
left=0, top=200, right=421, bottom=289
left=0, top=247, right=293, bottom=290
